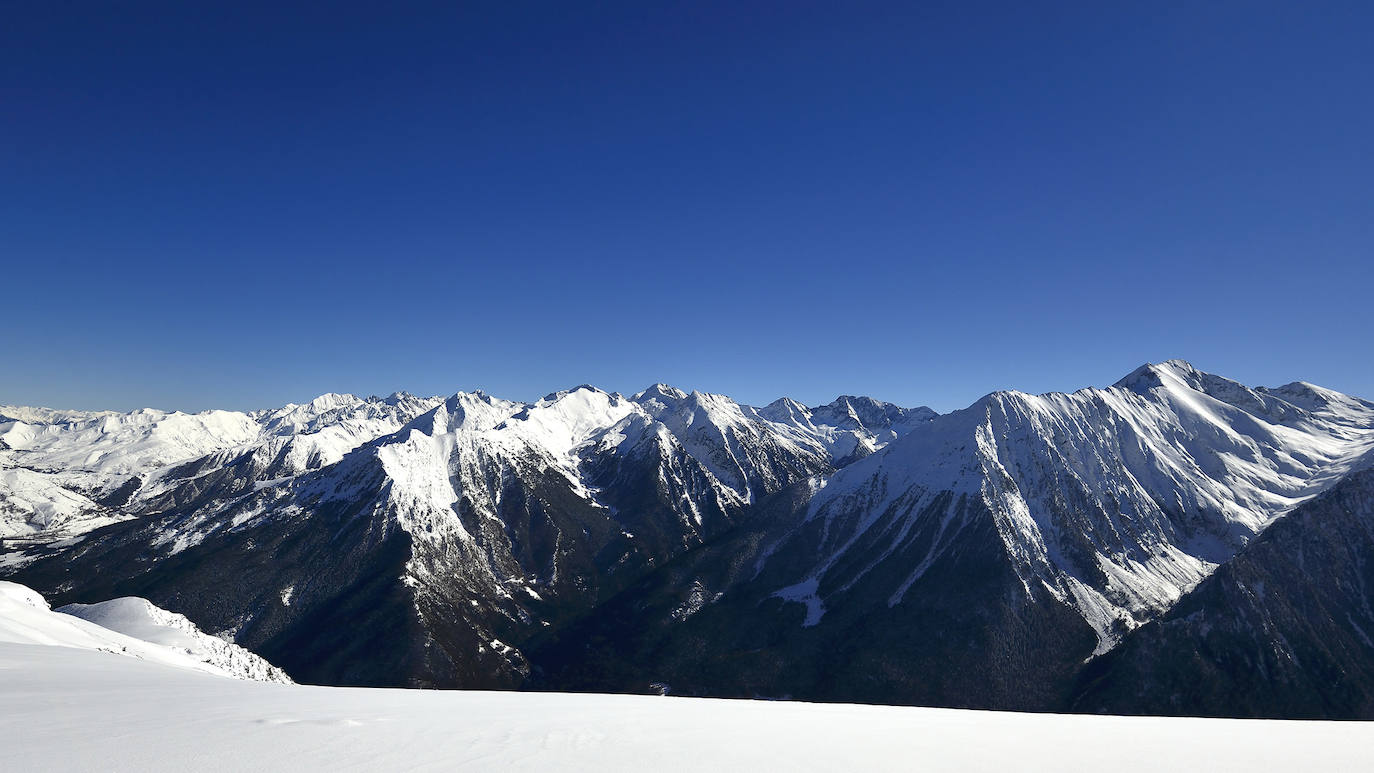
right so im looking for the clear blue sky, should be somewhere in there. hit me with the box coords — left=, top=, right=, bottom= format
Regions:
left=5, top=1, right=1371, bottom=413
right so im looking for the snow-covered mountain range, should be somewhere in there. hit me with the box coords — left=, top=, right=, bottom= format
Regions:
left=1, top=385, right=931, bottom=687
left=773, top=360, right=1374, bottom=647
left=4, top=361, right=1373, bottom=716
left=0, top=388, right=928, bottom=543
left=0, top=393, right=443, bottom=541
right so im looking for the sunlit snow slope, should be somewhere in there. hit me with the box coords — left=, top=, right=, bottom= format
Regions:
left=773, top=360, right=1374, bottom=647
left=1, top=593, right=1370, bottom=773
left=0, top=388, right=925, bottom=544
left=0, top=394, right=443, bottom=542
left=0, top=581, right=289, bottom=682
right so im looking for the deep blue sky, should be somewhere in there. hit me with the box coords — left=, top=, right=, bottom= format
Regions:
left=5, top=1, right=1371, bottom=413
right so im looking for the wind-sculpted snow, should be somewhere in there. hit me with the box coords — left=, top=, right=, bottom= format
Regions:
left=774, top=360, right=1374, bottom=649
left=0, top=581, right=290, bottom=682
left=58, top=596, right=293, bottom=684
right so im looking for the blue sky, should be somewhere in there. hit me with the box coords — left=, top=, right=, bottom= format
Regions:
left=5, top=1, right=1371, bottom=413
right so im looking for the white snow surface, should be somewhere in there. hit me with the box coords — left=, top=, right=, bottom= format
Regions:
left=0, top=466, right=120, bottom=539
left=57, top=595, right=292, bottom=683
left=0, top=406, right=261, bottom=475
left=0, top=581, right=289, bottom=683
left=2, top=620, right=1371, bottom=772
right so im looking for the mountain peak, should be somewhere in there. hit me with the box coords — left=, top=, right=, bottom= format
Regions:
left=808, top=395, right=936, bottom=434
left=291, top=393, right=365, bottom=418
left=762, top=396, right=808, bottom=414
left=537, top=384, right=610, bottom=405
left=632, top=383, right=688, bottom=403
left=1112, top=359, right=1201, bottom=393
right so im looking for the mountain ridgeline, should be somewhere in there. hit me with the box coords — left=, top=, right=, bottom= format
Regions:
left=3, top=361, right=1373, bottom=717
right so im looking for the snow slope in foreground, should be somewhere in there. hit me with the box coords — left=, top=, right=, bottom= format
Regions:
left=2, top=634, right=1372, bottom=772
left=0, top=581, right=289, bottom=683
left=57, top=595, right=292, bottom=683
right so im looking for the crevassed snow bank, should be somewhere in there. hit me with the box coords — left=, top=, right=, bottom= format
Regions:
left=1, top=639, right=1371, bottom=773
left=0, top=581, right=289, bottom=683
